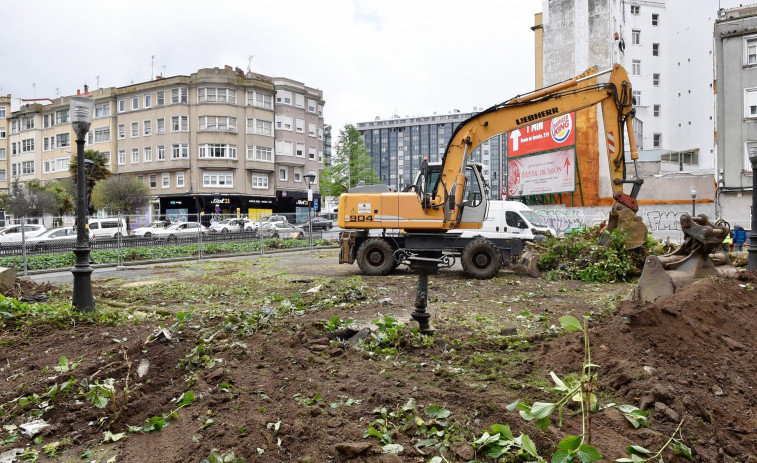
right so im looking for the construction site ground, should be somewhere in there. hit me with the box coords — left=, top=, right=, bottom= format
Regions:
left=0, top=248, right=755, bottom=462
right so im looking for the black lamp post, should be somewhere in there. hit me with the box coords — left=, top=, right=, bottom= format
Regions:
left=70, top=96, right=95, bottom=312
left=748, top=156, right=757, bottom=271
left=304, top=172, right=316, bottom=249
left=690, top=187, right=697, bottom=216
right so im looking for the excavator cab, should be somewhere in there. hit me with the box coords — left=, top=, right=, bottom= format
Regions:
left=418, top=161, right=488, bottom=228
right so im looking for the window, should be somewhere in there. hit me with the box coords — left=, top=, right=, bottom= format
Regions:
left=95, top=103, right=110, bottom=118
left=176, top=172, right=185, bottom=187
left=0, top=107, right=4, bottom=118
left=198, top=144, right=237, bottom=159
left=653, top=73, right=660, bottom=86
left=247, top=145, right=273, bottom=162
left=251, top=173, right=268, bottom=189
left=653, top=104, right=661, bottom=117
left=745, top=88, right=757, bottom=117
left=0, top=126, right=4, bottom=139
left=296, top=118, right=305, bottom=133
left=131, top=122, right=139, bottom=137
left=746, top=37, right=757, bottom=66
left=118, top=99, right=126, bottom=113
left=0, top=169, right=6, bottom=181
left=275, top=90, right=292, bottom=105
left=144, top=120, right=152, bottom=136
left=157, top=145, right=165, bottom=161
left=118, top=124, right=125, bottom=139
left=296, top=142, right=305, bottom=157
left=56, top=157, right=69, bottom=172
left=144, top=94, right=152, bottom=108
left=661, top=150, right=699, bottom=167
left=199, top=116, right=236, bottom=132
left=278, top=167, right=288, bottom=181
left=0, top=148, right=5, bottom=160
left=94, top=127, right=110, bottom=143
left=43, top=159, right=54, bottom=174
left=652, top=43, right=660, bottom=57
left=171, top=116, right=188, bottom=132
left=198, top=88, right=237, bottom=104
left=319, top=150, right=323, bottom=163
left=632, top=30, right=640, bottom=45
left=21, top=160, right=34, bottom=175
left=256, top=119, right=272, bottom=135
left=633, top=90, right=642, bottom=106
left=21, top=138, right=34, bottom=153
left=149, top=174, right=157, bottom=188
left=293, top=167, right=302, bottom=182
left=157, top=91, right=165, bottom=106
left=275, top=140, right=293, bottom=156
left=53, top=109, right=67, bottom=124
left=42, top=114, right=53, bottom=128
left=652, top=13, right=659, bottom=26
left=144, top=146, right=152, bottom=162
left=295, top=94, right=304, bottom=108
left=275, top=115, right=293, bottom=131
left=308, top=123, right=316, bottom=137
left=653, top=133, right=662, bottom=148
left=21, top=116, right=35, bottom=130
left=172, top=144, right=189, bottom=159
left=162, top=172, right=170, bottom=188
left=248, top=91, right=273, bottom=109
left=131, top=148, right=139, bottom=164
left=307, top=99, right=316, bottom=113
left=118, top=150, right=126, bottom=165
left=202, top=171, right=233, bottom=188
left=317, top=104, right=323, bottom=117
left=131, top=97, right=139, bottom=110
left=318, top=128, right=323, bottom=140
left=309, top=146, right=316, bottom=160
left=43, top=136, right=54, bottom=151
left=631, top=4, right=640, bottom=14
left=171, top=88, right=188, bottom=103
left=157, top=118, right=165, bottom=134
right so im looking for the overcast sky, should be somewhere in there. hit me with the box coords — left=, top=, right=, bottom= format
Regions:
left=0, top=0, right=541, bottom=132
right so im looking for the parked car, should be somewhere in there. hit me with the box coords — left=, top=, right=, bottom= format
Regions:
left=0, top=224, right=48, bottom=245
left=131, top=221, right=171, bottom=238
left=25, top=227, right=94, bottom=251
left=209, top=218, right=254, bottom=234
left=88, top=218, right=128, bottom=240
left=297, top=216, right=333, bottom=231
left=151, top=222, right=208, bottom=241
left=257, top=222, right=305, bottom=239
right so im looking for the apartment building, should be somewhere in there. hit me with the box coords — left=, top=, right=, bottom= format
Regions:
left=0, top=96, right=9, bottom=196
left=540, top=0, right=719, bottom=171
left=356, top=111, right=506, bottom=198
left=2, top=66, right=326, bottom=222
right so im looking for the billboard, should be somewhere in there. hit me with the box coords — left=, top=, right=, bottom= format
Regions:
left=507, top=148, right=576, bottom=197
left=508, top=113, right=575, bottom=158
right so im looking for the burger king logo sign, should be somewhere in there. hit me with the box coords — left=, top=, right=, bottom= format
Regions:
left=551, top=114, right=572, bottom=143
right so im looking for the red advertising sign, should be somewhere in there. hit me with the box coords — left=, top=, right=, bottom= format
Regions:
left=508, top=112, right=575, bottom=158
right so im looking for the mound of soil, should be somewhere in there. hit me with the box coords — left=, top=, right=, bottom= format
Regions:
left=537, top=272, right=757, bottom=462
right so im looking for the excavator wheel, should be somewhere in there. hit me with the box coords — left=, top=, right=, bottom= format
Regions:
left=461, top=238, right=502, bottom=279
left=356, top=238, right=396, bottom=276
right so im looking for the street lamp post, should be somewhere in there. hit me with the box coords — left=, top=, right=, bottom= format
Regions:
left=748, top=156, right=757, bottom=271
left=304, top=173, right=316, bottom=249
left=690, top=187, right=698, bottom=216
left=70, top=96, right=95, bottom=312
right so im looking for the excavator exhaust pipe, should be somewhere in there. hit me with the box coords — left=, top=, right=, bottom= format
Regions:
left=630, top=214, right=737, bottom=302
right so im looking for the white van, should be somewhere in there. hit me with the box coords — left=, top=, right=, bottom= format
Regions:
left=88, top=218, right=128, bottom=239
left=460, top=200, right=555, bottom=243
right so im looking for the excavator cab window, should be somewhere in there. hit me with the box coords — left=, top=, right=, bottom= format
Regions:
left=462, top=168, right=483, bottom=207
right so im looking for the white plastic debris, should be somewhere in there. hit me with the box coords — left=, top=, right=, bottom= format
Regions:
left=306, top=284, right=323, bottom=293
left=19, top=419, right=50, bottom=438
left=137, top=358, right=150, bottom=378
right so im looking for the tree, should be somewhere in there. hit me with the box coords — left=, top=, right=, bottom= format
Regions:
left=4, top=180, right=59, bottom=218
left=90, top=175, right=152, bottom=221
left=319, top=124, right=379, bottom=198
left=40, top=179, right=75, bottom=217
left=69, top=149, right=112, bottom=213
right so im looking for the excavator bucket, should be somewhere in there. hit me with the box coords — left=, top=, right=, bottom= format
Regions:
left=630, top=214, right=738, bottom=302
left=512, top=250, right=541, bottom=278
left=598, top=203, right=648, bottom=250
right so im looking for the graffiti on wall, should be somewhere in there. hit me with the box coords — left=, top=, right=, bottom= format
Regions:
left=643, top=210, right=686, bottom=232
left=534, top=209, right=592, bottom=234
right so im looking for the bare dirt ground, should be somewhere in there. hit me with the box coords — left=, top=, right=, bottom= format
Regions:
left=0, top=248, right=755, bottom=462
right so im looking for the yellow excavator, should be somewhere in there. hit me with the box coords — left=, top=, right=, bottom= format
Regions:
left=338, top=64, right=649, bottom=278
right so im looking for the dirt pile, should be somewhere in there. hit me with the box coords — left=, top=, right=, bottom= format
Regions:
left=537, top=272, right=757, bottom=462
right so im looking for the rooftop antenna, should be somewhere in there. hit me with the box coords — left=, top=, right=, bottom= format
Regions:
left=96, top=75, right=100, bottom=89
left=151, top=55, right=155, bottom=80
left=162, top=64, right=166, bottom=78
left=32, top=83, right=36, bottom=99
left=248, top=54, right=255, bottom=72
left=56, top=88, right=60, bottom=98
